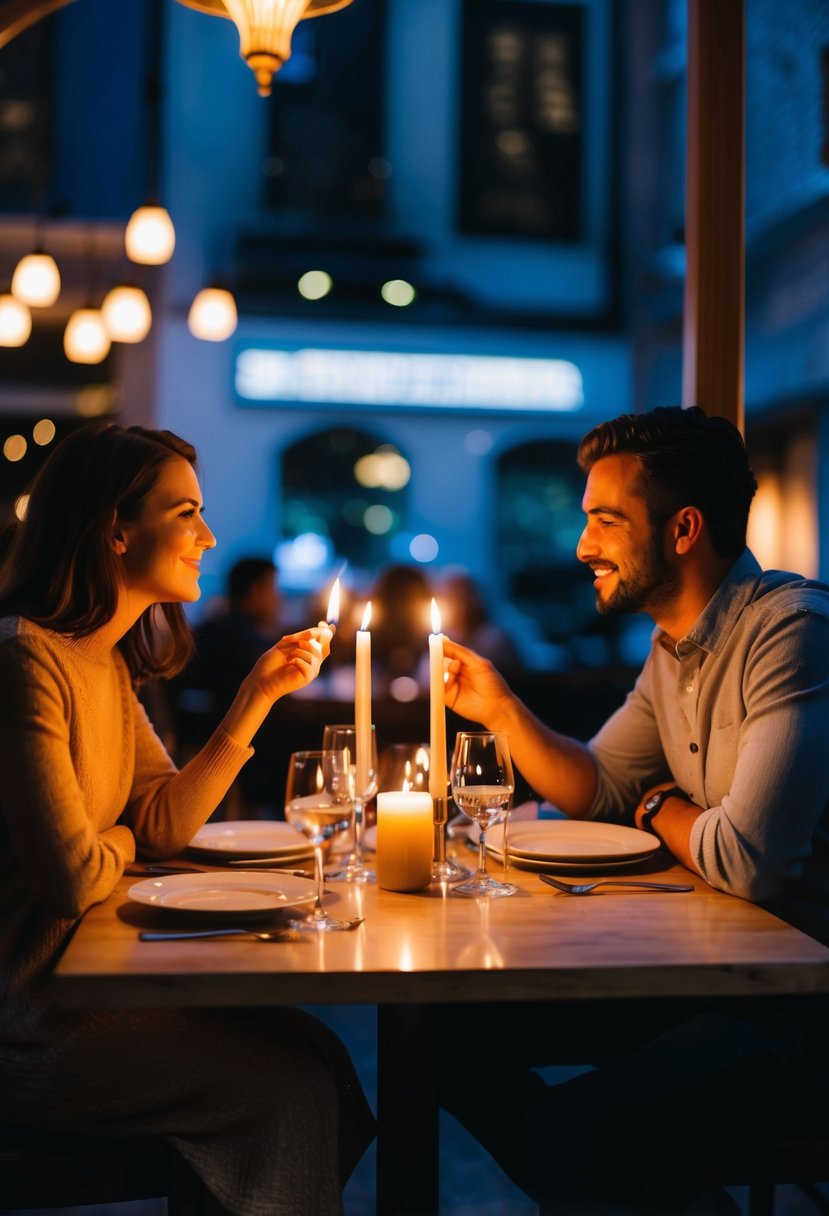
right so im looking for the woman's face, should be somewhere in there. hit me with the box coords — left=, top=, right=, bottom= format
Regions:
left=117, top=457, right=216, bottom=607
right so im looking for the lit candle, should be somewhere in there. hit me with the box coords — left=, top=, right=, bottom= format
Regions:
left=325, top=577, right=340, bottom=627
left=355, top=601, right=372, bottom=796
left=376, top=791, right=434, bottom=892
left=429, top=598, right=447, bottom=801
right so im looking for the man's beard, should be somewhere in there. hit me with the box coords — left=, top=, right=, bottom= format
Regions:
left=595, top=535, right=679, bottom=616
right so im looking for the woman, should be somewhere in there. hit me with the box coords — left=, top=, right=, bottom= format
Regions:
left=0, top=422, right=374, bottom=1215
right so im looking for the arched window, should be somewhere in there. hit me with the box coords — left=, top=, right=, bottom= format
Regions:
left=280, top=426, right=410, bottom=572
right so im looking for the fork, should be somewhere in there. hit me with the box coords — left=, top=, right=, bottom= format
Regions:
left=139, top=918, right=363, bottom=941
left=539, top=874, right=693, bottom=895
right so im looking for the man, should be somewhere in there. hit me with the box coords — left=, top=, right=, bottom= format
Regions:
left=441, top=407, right=829, bottom=1214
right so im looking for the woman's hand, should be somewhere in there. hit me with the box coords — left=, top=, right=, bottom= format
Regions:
left=249, top=625, right=334, bottom=703
left=442, top=637, right=514, bottom=730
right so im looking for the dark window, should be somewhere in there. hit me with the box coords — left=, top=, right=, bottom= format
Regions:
left=264, top=0, right=387, bottom=218
left=459, top=0, right=583, bottom=241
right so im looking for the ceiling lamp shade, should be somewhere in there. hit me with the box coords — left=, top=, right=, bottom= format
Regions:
left=0, top=293, right=32, bottom=346
left=11, top=250, right=61, bottom=307
left=125, top=203, right=176, bottom=265
left=188, top=286, right=238, bottom=341
left=101, top=284, right=152, bottom=342
left=176, top=0, right=355, bottom=97
left=64, top=308, right=111, bottom=364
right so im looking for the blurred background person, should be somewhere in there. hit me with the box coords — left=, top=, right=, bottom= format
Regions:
left=369, top=564, right=433, bottom=701
left=169, top=556, right=287, bottom=817
left=440, top=569, right=523, bottom=677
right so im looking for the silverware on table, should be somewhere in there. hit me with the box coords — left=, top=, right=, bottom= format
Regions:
left=539, top=874, right=693, bottom=895
left=139, top=918, right=363, bottom=942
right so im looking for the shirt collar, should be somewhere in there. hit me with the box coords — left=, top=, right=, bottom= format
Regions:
left=654, top=548, right=762, bottom=659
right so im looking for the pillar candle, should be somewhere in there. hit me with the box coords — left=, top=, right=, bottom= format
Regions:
left=355, top=602, right=372, bottom=796
left=376, top=791, right=434, bottom=892
left=429, top=598, right=447, bottom=801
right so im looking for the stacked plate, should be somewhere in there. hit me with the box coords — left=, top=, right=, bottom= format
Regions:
left=186, top=820, right=314, bottom=866
left=127, top=871, right=316, bottom=917
left=486, top=820, right=662, bottom=873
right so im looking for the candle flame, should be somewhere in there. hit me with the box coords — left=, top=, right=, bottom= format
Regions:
left=326, top=578, right=340, bottom=625
left=430, top=597, right=441, bottom=634
left=360, top=601, right=372, bottom=631
left=402, top=760, right=412, bottom=792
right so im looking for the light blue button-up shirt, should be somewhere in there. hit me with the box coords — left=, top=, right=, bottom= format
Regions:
left=587, top=549, right=829, bottom=943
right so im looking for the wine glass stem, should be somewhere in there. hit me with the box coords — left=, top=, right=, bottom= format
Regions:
left=312, top=845, right=326, bottom=918
left=477, top=824, right=489, bottom=880
left=353, top=797, right=366, bottom=864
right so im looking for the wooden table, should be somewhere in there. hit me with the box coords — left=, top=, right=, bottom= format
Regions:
left=54, top=853, right=829, bottom=1213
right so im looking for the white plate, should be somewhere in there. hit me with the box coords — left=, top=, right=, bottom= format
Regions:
left=187, top=820, right=312, bottom=860
left=485, top=849, right=656, bottom=874
left=486, top=820, right=660, bottom=862
left=127, top=871, right=315, bottom=915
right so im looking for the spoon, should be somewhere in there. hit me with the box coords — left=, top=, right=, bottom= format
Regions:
left=139, top=920, right=363, bottom=941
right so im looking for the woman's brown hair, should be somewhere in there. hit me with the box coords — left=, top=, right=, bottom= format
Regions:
left=0, top=421, right=199, bottom=681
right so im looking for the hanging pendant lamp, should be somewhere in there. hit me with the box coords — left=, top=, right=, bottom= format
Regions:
left=125, top=202, right=176, bottom=265
left=0, top=293, right=32, bottom=347
left=176, top=0, right=355, bottom=97
left=188, top=285, right=238, bottom=341
left=101, top=283, right=152, bottom=342
left=11, top=249, right=61, bottom=307
left=64, top=307, right=111, bottom=364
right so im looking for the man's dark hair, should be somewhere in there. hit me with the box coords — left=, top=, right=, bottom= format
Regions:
left=577, top=406, right=758, bottom=558
left=228, top=557, right=277, bottom=606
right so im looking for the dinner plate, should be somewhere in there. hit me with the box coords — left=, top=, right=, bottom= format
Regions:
left=486, top=820, right=660, bottom=862
left=187, top=820, right=313, bottom=861
left=484, top=849, right=656, bottom=874
left=127, top=871, right=316, bottom=915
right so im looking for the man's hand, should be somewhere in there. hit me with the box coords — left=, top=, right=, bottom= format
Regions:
left=633, top=781, right=703, bottom=874
left=443, top=638, right=514, bottom=730
left=633, top=780, right=681, bottom=831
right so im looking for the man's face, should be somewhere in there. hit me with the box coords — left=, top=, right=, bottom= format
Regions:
left=576, top=453, right=678, bottom=616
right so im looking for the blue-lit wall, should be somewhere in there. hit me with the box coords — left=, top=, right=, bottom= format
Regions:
left=153, top=0, right=630, bottom=613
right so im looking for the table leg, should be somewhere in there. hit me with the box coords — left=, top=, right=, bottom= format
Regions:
left=376, top=1003, right=438, bottom=1216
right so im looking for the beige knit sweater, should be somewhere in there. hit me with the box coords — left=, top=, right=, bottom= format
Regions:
left=0, top=614, right=254, bottom=1041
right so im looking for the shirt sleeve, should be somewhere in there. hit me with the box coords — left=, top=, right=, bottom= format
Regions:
left=123, top=686, right=254, bottom=859
left=0, top=638, right=135, bottom=920
left=583, top=650, right=671, bottom=823
left=689, top=606, right=829, bottom=901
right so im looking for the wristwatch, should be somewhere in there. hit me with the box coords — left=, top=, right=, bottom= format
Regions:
left=640, top=786, right=688, bottom=831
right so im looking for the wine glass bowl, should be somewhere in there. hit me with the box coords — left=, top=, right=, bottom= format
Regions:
left=322, top=724, right=377, bottom=883
left=283, top=750, right=358, bottom=932
left=450, top=731, right=517, bottom=898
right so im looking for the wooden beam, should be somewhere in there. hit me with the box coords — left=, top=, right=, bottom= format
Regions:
left=682, top=0, right=745, bottom=434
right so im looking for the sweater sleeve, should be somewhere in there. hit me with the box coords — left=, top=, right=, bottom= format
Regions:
left=123, top=685, right=254, bottom=859
left=0, top=635, right=135, bottom=920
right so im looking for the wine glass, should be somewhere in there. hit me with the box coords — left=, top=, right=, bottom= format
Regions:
left=283, top=750, right=356, bottom=931
left=323, top=724, right=377, bottom=883
left=449, top=731, right=517, bottom=898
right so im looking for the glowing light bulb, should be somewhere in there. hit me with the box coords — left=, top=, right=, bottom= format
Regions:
left=64, top=308, right=111, bottom=364
left=11, top=251, right=60, bottom=307
left=101, top=284, right=152, bottom=342
left=125, top=204, right=176, bottom=265
left=0, top=294, right=32, bottom=346
left=187, top=287, right=238, bottom=341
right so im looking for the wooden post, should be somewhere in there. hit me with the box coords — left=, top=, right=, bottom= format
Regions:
left=682, top=0, right=745, bottom=434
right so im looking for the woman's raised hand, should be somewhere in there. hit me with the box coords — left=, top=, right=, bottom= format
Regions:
left=251, top=625, right=334, bottom=703
left=442, top=637, right=513, bottom=730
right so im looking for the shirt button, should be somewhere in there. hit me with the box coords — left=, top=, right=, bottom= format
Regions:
left=685, top=684, right=694, bottom=693
left=690, top=742, right=699, bottom=754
